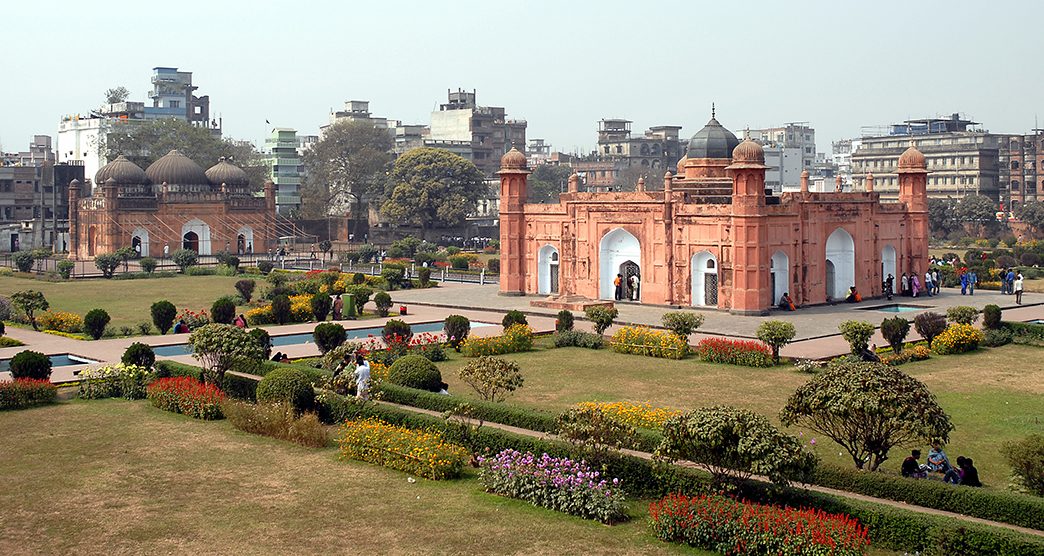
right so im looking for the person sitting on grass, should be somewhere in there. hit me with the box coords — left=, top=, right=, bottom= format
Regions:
left=173, top=319, right=189, bottom=334
left=956, top=456, right=982, bottom=487
left=778, top=292, right=796, bottom=311
left=901, top=449, right=928, bottom=479
left=927, top=442, right=962, bottom=484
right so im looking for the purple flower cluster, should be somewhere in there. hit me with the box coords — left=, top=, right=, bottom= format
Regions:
left=477, top=449, right=627, bottom=523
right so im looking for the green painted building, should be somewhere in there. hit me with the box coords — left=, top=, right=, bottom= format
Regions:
left=263, top=128, right=303, bottom=215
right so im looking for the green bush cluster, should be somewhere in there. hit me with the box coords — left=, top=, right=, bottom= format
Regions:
left=1004, top=434, right=1044, bottom=497
left=661, top=311, right=704, bottom=338
left=256, top=368, right=316, bottom=412
left=555, top=310, right=574, bottom=332
left=9, top=350, right=52, bottom=380
left=121, top=342, right=156, bottom=369
left=444, top=314, right=470, bottom=349
left=83, top=308, right=110, bottom=340
left=584, top=306, right=618, bottom=335
left=552, top=330, right=604, bottom=349
left=387, top=355, right=443, bottom=392
left=313, top=323, right=346, bottom=354
left=501, top=310, right=528, bottom=328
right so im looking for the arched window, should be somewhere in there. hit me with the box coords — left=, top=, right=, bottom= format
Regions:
left=1012, top=161, right=1020, bottom=170
left=706, top=259, right=715, bottom=269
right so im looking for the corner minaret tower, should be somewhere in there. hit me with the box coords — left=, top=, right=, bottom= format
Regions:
left=897, top=143, right=929, bottom=277
left=726, top=138, right=769, bottom=314
left=498, top=147, right=529, bottom=296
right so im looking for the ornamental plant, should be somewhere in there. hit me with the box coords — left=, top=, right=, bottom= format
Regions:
left=694, top=337, right=772, bottom=367
left=313, top=322, right=346, bottom=354
left=661, top=311, right=704, bottom=338
left=188, top=323, right=265, bottom=385
left=478, top=449, right=627, bottom=524
left=12, top=250, right=34, bottom=272
left=271, top=294, right=291, bottom=325
left=838, top=320, right=875, bottom=355
left=78, top=363, right=150, bottom=400
left=931, top=323, right=984, bottom=355
left=94, top=253, right=121, bottom=278
left=584, top=305, right=618, bottom=335
left=222, top=400, right=329, bottom=448
left=83, top=309, right=110, bottom=340
left=755, top=320, right=796, bottom=363
left=388, top=355, right=443, bottom=392
left=0, top=379, right=57, bottom=410
left=151, top=300, right=177, bottom=334
left=9, top=350, right=52, bottom=380
left=373, top=291, right=392, bottom=317
left=555, top=309, right=574, bottom=332
left=382, top=319, right=412, bottom=343
left=56, top=259, right=75, bottom=279
left=235, top=279, right=256, bottom=302
left=310, top=292, right=332, bottom=321
left=11, top=290, right=48, bottom=330
left=121, top=342, right=155, bottom=369
left=649, top=493, right=870, bottom=555
left=556, top=406, right=638, bottom=463
left=552, top=330, right=604, bottom=349
left=37, top=310, right=83, bottom=333
left=139, top=257, right=157, bottom=274
left=147, top=376, right=225, bottom=420
left=338, top=417, right=468, bottom=480
left=575, top=401, right=681, bottom=430
left=211, top=297, right=235, bottom=325
left=657, top=405, right=817, bottom=486
left=457, top=356, right=523, bottom=403
left=880, top=316, right=911, bottom=354
left=983, top=304, right=1002, bottom=330
left=946, top=305, right=980, bottom=325
left=256, top=368, right=316, bottom=413
left=780, top=361, right=953, bottom=471
left=914, top=311, right=947, bottom=346
left=444, top=314, right=471, bottom=350
left=177, top=308, right=211, bottom=329
left=610, top=326, right=688, bottom=359
left=1003, top=434, right=1044, bottom=496
left=170, top=248, right=198, bottom=272
left=501, top=310, right=528, bottom=328
left=459, top=324, right=533, bottom=357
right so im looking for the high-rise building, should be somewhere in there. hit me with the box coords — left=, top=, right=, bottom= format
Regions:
left=1001, top=130, right=1044, bottom=208
left=429, top=89, right=527, bottom=176
left=263, top=128, right=304, bottom=215
left=1, top=136, right=83, bottom=251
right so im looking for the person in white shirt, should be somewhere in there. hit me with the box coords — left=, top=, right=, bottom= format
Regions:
left=353, top=354, right=371, bottom=399
left=1014, top=273, right=1025, bottom=305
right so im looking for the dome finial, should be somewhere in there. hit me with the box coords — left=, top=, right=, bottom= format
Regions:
left=711, top=102, right=716, bottom=119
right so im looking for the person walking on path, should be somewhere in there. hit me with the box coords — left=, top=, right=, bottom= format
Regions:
left=1006, top=268, right=1016, bottom=295
left=1014, top=272, right=1024, bottom=305
left=932, top=269, right=940, bottom=295
left=960, top=272, right=968, bottom=295
left=332, top=294, right=344, bottom=320
left=911, top=274, right=921, bottom=297
left=923, top=270, right=933, bottom=297
left=968, top=269, right=977, bottom=295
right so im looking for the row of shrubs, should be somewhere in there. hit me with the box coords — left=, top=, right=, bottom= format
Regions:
left=311, top=391, right=1044, bottom=555
left=0, top=379, right=57, bottom=410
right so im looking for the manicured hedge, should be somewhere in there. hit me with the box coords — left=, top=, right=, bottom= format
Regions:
left=813, top=465, right=1044, bottom=532
left=376, top=382, right=559, bottom=433
left=313, top=390, right=1044, bottom=555
left=153, top=360, right=259, bottom=402
left=253, top=361, right=332, bottom=386
left=0, top=379, right=58, bottom=410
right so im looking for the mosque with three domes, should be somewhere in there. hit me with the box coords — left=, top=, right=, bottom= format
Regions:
left=67, top=150, right=277, bottom=260
left=498, top=112, right=931, bottom=314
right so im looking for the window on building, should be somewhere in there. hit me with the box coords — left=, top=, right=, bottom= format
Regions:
left=615, top=146, right=623, bottom=154
left=170, top=100, right=180, bottom=108
left=1012, top=161, right=1020, bottom=170
left=1013, top=180, right=1020, bottom=190
left=603, top=146, right=610, bottom=154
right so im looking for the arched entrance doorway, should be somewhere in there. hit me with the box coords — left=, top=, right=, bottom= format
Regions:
left=690, top=251, right=718, bottom=307
left=236, top=226, right=254, bottom=255
left=131, top=227, right=149, bottom=258
left=826, top=227, right=855, bottom=301
left=181, top=219, right=212, bottom=255
left=598, top=228, right=641, bottom=301
left=771, top=250, right=789, bottom=305
left=87, top=226, right=97, bottom=256
left=183, top=231, right=199, bottom=252
left=881, top=244, right=897, bottom=283
left=537, top=244, right=559, bottom=295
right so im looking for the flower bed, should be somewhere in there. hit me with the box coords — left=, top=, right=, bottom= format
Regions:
left=37, top=310, right=83, bottom=333
left=574, top=401, right=680, bottom=430
left=245, top=294, right=313, bottom=325
left=609, top=326, right=688, bottom=359
left=460, top=324, right=533, bottom=357
left=0, top=379, right=58, bottom=410
left=650, top=493, right=870, bottom=555
left=147, top=376, right=225, bottom=420
left=931, top=323, right=984, bottom=355
left=694, top=337, right=773, bottom=367
left=177, top=308, right=211, bottom=329
left=338, top=417, right=468, bottom=480
left=79, top=363, right=150, bottom=400
left=478, top=449, right=627, bottom=524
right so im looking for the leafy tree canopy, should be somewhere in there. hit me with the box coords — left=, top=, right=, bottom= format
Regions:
left=104, top=86, right=130, bottom=104
left=527, top=164, right=573, bottom=203
left=380, top=147, right=486, bottom=233
left=300, top=120, right=394, bottom=220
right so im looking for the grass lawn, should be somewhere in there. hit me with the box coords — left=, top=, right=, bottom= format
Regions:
left=436, top=340, right=1044, bottom=487
left=0, top=274, right=244, bottom=329
left=0, top=400, right=700, bottom=555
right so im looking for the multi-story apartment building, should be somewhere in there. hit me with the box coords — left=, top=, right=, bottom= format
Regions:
left=429, top=89, right=526, bottom=176
left=1001, top=130, right=1044, bottom=208
left=850, top=114, right=1002, bottom=201
left=262, top=128, right=304, bottom=215
left=57, top=67, right=218, bottom=183
left=746, top=123, right=816, bottom=171
left=0, top=137, right=84, bottom=251
left=595, top=119, right=684, bottom=172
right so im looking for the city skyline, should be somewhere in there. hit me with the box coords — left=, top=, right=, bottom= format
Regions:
left=3, top=0, right=1043, bottom=155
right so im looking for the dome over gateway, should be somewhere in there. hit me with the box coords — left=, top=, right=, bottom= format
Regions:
left=145, top=150, right=209, bottom=185
left=95, top=155, right=148, bottom=186
left=687, top=108, right=740, bottom=159
left=205, top=157, right=250, bottom=186
left=500, top=147, right=527, bottom=170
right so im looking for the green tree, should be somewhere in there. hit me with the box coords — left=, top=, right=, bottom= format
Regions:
left=100, top=118, right=266, bottom=188
left=584, top=306, right=619, bottom=335
left=780, top=361, right=953, bottom=471
left=170, top=249, right=198, bottom=272
left=657, top=405, right=817, bottom=486
left=458, top=356, right=524, bottom=403
left=756, top=320, right=796, bottom=363
left=151, top=300, right=177, bottom=334
left=11, top=290, right=48, bottom=330
left=556, top=406, right=637, bottom=466
left=94, top=253, right=121, bottom=278
left=927, top=198, right=956, bottom=239
left=661, top=311, right=704, bottom=338
left=1016, top=200, right=1044, bottom=233
left=104, top=86, right=129, bottom=104
left=380, top=147, right=486, bottom=236
left=527, top=164, right=572, bottom=203
left=83, top=309, right=110, bottom=340
left=300, top=120, right=394, bottom=233
left=12, top=251, right=34, bottom=273
left=188, top=324, right=265, bottom=385
left=838, top=320, right=875, bottom=355
left=879, top=316, right=910, bottom=354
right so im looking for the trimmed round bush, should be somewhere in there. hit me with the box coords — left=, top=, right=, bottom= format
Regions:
left=121, top=342, right=156, bottom=369
left=256, top=368, right=315, bottom=412
left=84, top=309, right=111, bottom=340
left=374, top=291, right=393, bottom=317
left=382, top=319, right=412, bottom=343
left=139, top=257, right=158, bottom=274
left=983, top=304, right=1002, bottom=330
left=249, top=328, right=272, bottom=359
left=56, top=259, right=75, bottom=279
left=311, top=292, right=332, bottom=321
left=444, top=314, right=471, bottom=349
left=556, top=310, right=574, bottom=332
left=257, top=260, right=274, bottom=275
left=352, top=272, right=366, bottom=284
left=418, top=267, right=432, bottom=285
left=151, top=300, right=177, bottom=334
left=313, top=322, right=346, bottom=354
left=10, top=350, right=52, bottom=380
left=235, top=279, right=256, bottom=302
left=271, top=294, right=291, bottom=325
left=211, top=297, right=235, bottom=325
left=486, top=258, right=500, bottom=274
left=388, top=355, right=443, bottom=392
left=502, top=310, right=528, bottom=328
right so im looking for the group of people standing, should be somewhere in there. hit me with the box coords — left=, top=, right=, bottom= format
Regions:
left=897, top=270, right=941, bottom=298
left=998, top=268, right=1026, bottom=305
left=613, top=273, right=640, bottom=301
left=901, top=442, right=981, bottom=487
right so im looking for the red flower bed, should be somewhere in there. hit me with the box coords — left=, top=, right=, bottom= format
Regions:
left=650, top=493, right=869, bottom=555
left=694, top=337, right=774, bottom=367
left=146, top=376, right=225, bottom=420
left=0, top=378, right=58, bottom=410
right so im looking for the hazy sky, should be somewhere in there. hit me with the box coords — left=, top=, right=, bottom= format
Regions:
left=3, top=0, right=1043, bottom=155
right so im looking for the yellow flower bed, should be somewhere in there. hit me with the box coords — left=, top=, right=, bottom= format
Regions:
left=245, top=294, right=315, bottom=325
left=575, top=401, right=681, bottom=430
left=931, top=323, right=984, bottom=355
left=610, top=326, right=688, bottom=359
left=460, top=324, right=534, bottom=357
left=338, top=417, right=468, bottom=480
left=37, top=310, right=83, bottom=333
